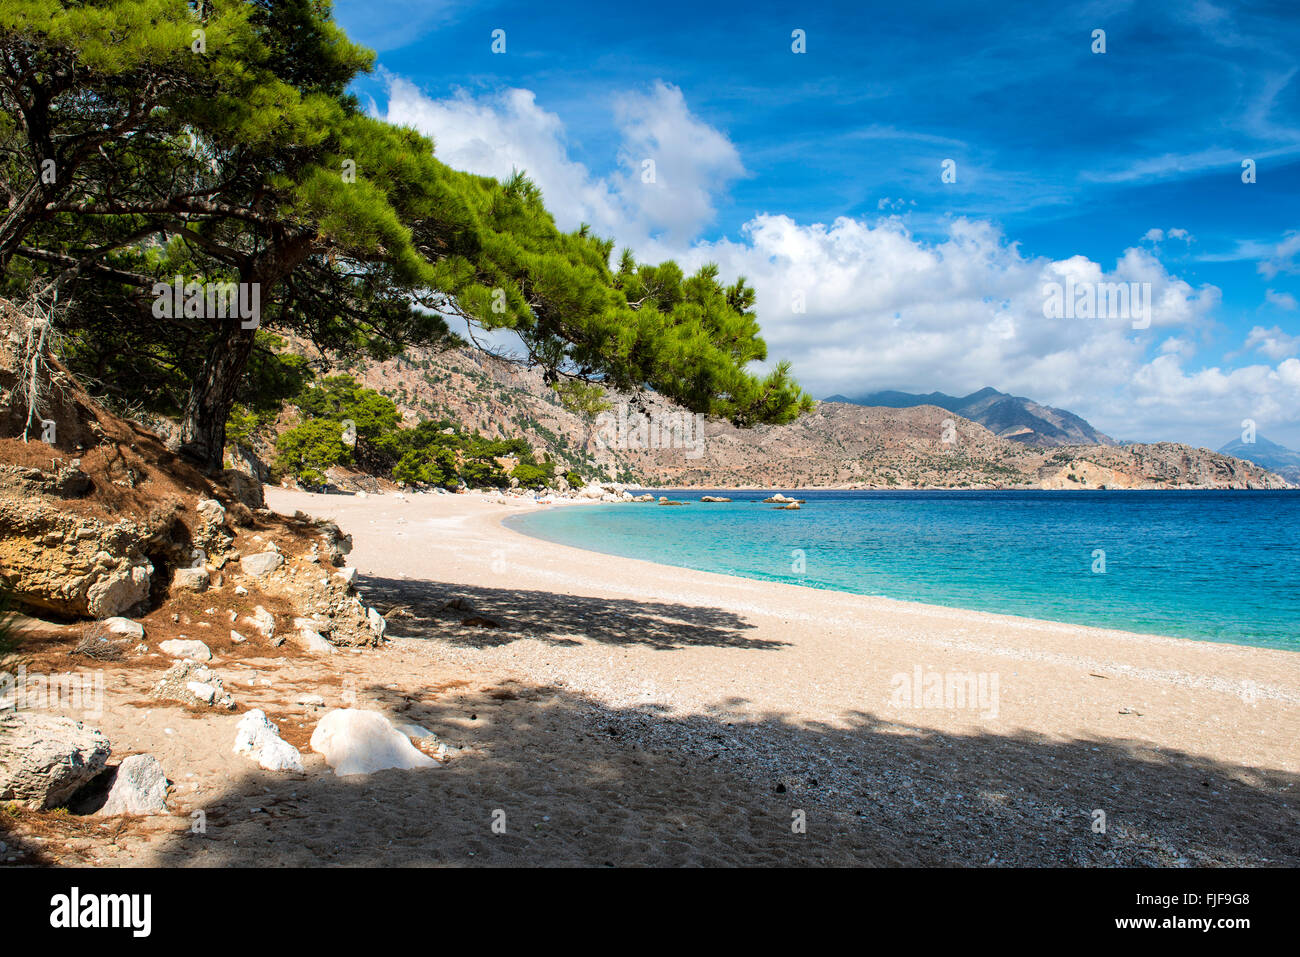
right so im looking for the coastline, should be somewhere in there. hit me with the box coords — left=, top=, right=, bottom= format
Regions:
left=259, top=486, right=1298, bottom=864
left=22, top=486, right=1292, bottom=866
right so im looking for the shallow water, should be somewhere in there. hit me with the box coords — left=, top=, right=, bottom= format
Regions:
left=505, top=489, right=1300, bottom=651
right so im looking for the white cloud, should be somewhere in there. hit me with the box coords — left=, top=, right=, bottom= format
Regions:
left=1243, top=324, right=1300, bottom=359
left=381, top=77, right=743, bottom=252
left=1265, top=289, right=1298, bottom=310
left=1260, top=232, right=1300, bottom=278
left=378, top=77, right=1299, bottom=449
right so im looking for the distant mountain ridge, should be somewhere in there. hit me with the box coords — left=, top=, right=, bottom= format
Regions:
left=294, top=344, right=1288, bottom=490
left=824, top=387, right=1116, bottom=448
left=1217, top=435, right=1300, bottom=485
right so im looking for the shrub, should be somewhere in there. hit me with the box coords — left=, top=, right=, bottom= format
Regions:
left=275, top=418, right=353, bottom=485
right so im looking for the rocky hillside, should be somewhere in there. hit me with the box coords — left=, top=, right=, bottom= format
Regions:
left=328, top=344, right=1290, bottom=490
left=1218, top=435, right=1300, bottom=486
left=0, top=298, right=386, bottom=640
left=826, top=386, right=1117, bottom=447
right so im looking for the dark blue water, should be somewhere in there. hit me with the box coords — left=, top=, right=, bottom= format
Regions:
left=505, top=490, right=1300, bottom=651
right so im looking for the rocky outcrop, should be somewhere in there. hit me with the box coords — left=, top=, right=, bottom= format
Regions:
left=0, top=479, right=157, bottom=618
left=0, top=712, right=111, bottom=809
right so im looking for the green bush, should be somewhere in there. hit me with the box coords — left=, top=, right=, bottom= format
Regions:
left=274, top=418, right=353, bottom=486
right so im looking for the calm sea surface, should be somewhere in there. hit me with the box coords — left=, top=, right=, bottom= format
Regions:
left=504, top=489, right=1300, bottom=651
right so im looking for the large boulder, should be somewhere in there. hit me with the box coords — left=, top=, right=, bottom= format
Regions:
left=98, top=753, right=169, bottom=816
left=0, top=712, right=111, bottom=809
left=309, top=709, right=436, bottom=776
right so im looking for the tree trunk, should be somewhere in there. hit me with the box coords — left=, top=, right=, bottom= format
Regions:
left=0, top=182, right=47, bottom=270
left=179, top=322, right=258, bottom=472
left=176, top=235, right=314, bottom=471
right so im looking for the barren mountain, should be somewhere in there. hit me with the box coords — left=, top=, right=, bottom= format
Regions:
left=827, top=387, right=1117, bottom=447
left=1218, top=435, right=1300, bottom=486
left=325, top=345, right=1290, bottom=490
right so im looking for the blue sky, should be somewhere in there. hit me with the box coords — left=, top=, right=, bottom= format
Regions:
left=333, top=0, right=1300, bottom=449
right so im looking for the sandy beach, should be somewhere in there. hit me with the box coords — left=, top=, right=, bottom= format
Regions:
left=9, top=488, right=1299, bottom=867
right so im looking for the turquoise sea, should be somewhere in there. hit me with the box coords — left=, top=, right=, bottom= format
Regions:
left=504, top=490, right=1300, bottom=651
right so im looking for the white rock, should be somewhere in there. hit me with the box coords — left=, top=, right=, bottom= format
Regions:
left=393, top=721, right=436, bottom=742
left=99, top=754, right=168, bottom=816
left=196, top=498, right=226, bottom=525
left=230, top=630, right=245, bottom=643
left=101, top=617, right=145, bottom=640
left=240, top=552, right=285, bottom=577
left=365, top=607, right=386, bottom=639
left=310, top=709, right=436, bottom=776
left=334, top=567, right=358, bottom=585
left=159, top=638, right=211, bottom=661
left=241, top=605, right=276, bottom=639
left=233, top=709, right=304, bottom=773
left=296, top=694, right=326, bottom=708
left=0, top=713, right=112, bottom=809
left=171, top=567, right=210, bottom=593
left=297, top=628, right=334, bottom=655
left=234, top=585, right=249, bottom=596
left=186, top=681, right=217, bottom=704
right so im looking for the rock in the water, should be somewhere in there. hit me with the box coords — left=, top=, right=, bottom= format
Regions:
left=158, top=638, right=211, bottom=661
left=171, top=567, right=210, bottom=593
left=150, top=660, right=235, bottom=710
left=233, top=709, right=303, bottom=772
left=0, top=712, right=111, bottom=809
left=240, top=552, right=285, bottom=577
left=98, top=753, right=168, bottom=816
left=101, top=617, right=145, bottom=640
left=310, top=709, right=436, bottom=776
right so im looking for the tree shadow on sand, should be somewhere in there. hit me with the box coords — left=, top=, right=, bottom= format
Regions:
left=356, top=574, right=786, bottom=652
left=135, top=676, right=1300, bottom=868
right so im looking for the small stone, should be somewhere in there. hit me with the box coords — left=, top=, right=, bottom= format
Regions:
left=101, top=617, right=145, bottom=640
left=233, top=709, right=303, bottom=772
left=159, top=638, right=211, bottom=661
left=240, top=552, right=285, bottom=578
left=171, top=567, right=210, bottom=593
